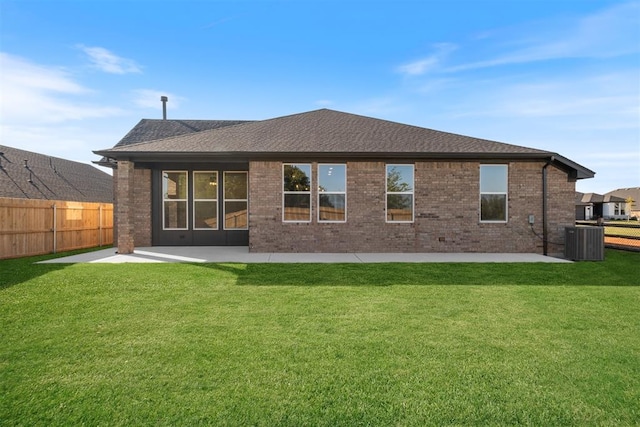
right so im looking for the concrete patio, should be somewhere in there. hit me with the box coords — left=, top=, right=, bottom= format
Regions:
left=38, top=246, right=572, bottom=264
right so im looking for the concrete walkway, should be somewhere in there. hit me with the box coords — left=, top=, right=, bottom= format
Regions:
left=38, top=246, right=572, bottom=264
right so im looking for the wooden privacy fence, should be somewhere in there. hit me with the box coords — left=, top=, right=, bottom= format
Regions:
left=0, top=198, right=113, bottom=259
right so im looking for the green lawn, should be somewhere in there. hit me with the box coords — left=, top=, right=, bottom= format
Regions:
left=1, top=250, right=639, bottom=426
left=605, top=225, right=640, bottom=238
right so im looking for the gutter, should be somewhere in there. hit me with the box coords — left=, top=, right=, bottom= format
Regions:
left=93, top=150, right=557, bottom=162
left=542, top=156, right=555, bottom=256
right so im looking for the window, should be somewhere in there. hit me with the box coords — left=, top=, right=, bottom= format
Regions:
left=224, top=171, right=248, bottom=229
left=193, top=171, right=218, bottom=230
left=386, top=164, right=414, bottom=222
left=283, top=164, right=312, bottom=222
left=614, top=203, right=623, bottom=216
left=163, top=171, right=188, bottom=229
left=318, top=164, right=346, bottom=222
left=480, top=164, right=508, bottom=222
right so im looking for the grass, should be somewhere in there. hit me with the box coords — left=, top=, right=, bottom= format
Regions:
left=1, top=249, right=639, bottom=426
left=605, top=226, right=640, bottom=239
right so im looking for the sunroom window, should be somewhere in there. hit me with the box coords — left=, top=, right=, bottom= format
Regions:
left=163, top=171, right=188, bottom=229
left=193, top=171, right=218, bottom=230
left=224, top=171, right=248, bottom=229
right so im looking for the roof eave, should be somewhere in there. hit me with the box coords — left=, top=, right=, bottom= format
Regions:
left=92, top=150, right=595, bottom=179
left=549, top=153, right=595, bottom=180
left=94, top=150, right=552, bottom=160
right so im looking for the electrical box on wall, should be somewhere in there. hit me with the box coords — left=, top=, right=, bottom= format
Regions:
left=528, top=215, right=535, bottom=224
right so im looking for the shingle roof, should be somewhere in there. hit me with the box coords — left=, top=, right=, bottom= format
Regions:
left=115, top=119, right=254, bottom=146
left=100, top=109, right=551, bottom=155
left=95, top=109, right=595, bottom=179
left=95, top=119, right=253, bottom=167
left=0, top=145, right=113, bottom=203
left=605, top=187, right=640, bottom=209
left=577, top=192, right=627, bottom=204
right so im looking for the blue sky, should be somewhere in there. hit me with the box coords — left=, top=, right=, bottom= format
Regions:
left=1, top=0, right=638, bottom=194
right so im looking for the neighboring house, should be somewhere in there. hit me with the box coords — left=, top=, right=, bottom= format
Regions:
left=575, top=192, right=592, bottom=221
left=576, top=192, right=630, bottom=220
left=605, top=187, right=640, bottom=219
left=94, top=108, right=594, bottom=255
left=0, top=145, right=113, bottom=203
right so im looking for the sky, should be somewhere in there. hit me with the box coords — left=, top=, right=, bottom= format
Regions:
left=1, top=0, right=638, bottom=194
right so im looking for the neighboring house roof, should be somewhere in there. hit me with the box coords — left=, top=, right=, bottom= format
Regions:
left=576, top=192, right=627, bottom=204
left=605, top=187, right=640, bottom=209
left=95, top=109, right=595, bottom=179
left=95, top=119, right=253, bottom=167
left=575, top=192, right=591, bottom=206
left=0, top=145, right=113, bottom=203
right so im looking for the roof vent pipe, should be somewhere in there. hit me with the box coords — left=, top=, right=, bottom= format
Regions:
left=161, top=96, right=168, bottom=120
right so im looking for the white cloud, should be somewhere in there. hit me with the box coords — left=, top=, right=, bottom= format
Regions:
left=396, top=43, right=457, bottom=76
left=0, top=52, right=123, bottom=124
left=78, top=45, right=142, bottom=74
left=0, top=52, right=86, bottom=94
left=446, top=2, right=640, bottom=72
left=445, top=71, right=639, bottom=132
left=397, top=58, right=438, bottom=76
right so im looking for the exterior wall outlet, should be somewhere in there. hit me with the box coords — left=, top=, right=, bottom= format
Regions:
left=528, top=214, right=535, bottom=224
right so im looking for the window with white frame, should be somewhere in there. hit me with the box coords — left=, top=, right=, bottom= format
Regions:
left=283, top=164, right=312, bottom=222
left=224, top=171, right=248, bottom=229
left=163, top=171, right=188, bottom=229
left=318, top=164, right=346, bottom=222
left=386, top=164, right=414, bottom=222
left=193, top=171, right=218, bottom=230
left=614, top=203, right=622, bottom=216
left=480, top=164, right=508, bottom=222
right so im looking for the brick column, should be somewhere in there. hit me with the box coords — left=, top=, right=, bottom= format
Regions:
left=116, top=160, right=135, bottom=254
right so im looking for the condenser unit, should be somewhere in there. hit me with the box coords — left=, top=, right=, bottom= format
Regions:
left=564, top=226, right=604, bottom=261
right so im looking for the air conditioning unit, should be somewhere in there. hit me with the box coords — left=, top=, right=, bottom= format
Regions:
left=564, top=226, right=604, bottom=261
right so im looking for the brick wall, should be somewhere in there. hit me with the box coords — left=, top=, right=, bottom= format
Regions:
left=546, top=165, right=577, bottom=256
left=115, top=160, right=135, bottom=254
left=114, top=163, right=152, bottom=251
left=248, top=160, right=575, bottom=253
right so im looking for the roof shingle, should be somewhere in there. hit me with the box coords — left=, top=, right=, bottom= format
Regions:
left=0, top=145, right=113, bottom=203
left=115, top=119, right=254, bottom=147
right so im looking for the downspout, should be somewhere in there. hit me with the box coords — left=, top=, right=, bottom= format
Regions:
left=542, top=156, right=555, bottom=256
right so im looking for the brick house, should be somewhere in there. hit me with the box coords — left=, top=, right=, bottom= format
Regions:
left=94, top=108, right=594, bottom=256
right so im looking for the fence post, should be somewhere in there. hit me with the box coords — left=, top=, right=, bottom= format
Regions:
left=52, top=203, right=57, bottom=254
left=99, top=204, right=103, bottom=247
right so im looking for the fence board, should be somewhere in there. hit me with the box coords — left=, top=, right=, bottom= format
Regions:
left=0, top=197, right=113, bottom=259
